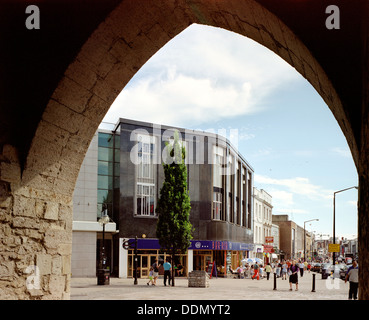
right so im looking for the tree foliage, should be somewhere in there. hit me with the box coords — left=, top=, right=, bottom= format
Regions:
left=156, top=131, right=193, bottom=285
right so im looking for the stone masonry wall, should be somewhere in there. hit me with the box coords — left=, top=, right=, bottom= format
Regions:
left=0, top=145, right=72, bottom=299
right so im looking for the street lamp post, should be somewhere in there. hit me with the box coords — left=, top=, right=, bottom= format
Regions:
left=97, top=208, right=110, bottom=285
left=304, top=219, right=319, bottom=262
left=333, top=186, right=358, bottom=266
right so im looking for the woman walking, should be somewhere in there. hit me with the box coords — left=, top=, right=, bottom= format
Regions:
left=288, top=260, right=300, bottom=291
left=281, top=261, right=288, bottom=280
left=265, top=263, right=272, bottom=280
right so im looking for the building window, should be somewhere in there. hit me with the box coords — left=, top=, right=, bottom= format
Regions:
left=212, top=188, right=223, bottom=220
left=212, top=146, right=225, bottom=221
left=227, top=151, right=234, bottom=223
left=242, top=166, right=246, bottom=227
left=137, top=183, right=155, bottom=216
left=97, top=132, right=120, bottom=222
left=247, top=172, right=252, bottom=229
left=135, top=134, right=156, bottom=217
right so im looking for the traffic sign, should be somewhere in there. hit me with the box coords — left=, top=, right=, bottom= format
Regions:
left=328, top=243, right=340, bottom=253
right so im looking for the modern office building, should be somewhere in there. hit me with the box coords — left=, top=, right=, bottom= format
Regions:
left=71, top=130, right=119, bottom=277
left=72, top=118, right=255, bottom=279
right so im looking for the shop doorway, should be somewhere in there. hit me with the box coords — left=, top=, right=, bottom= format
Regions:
left=129, top=254, right=159, bottom=278
left=193, top=251, right=212, bottom=271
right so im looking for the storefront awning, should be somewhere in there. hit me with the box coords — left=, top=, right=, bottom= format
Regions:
left=263, top=245, right=274, bottom=253
left=126, top=238, right=254, bottom=251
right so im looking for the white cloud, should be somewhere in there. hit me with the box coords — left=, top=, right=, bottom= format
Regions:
left=331, top=147, right=351, bottom=158
left=106, top=71, right=256, bottom=127
left=269, top=190, right=294, bottom=207
left=104, top=24, right=300, bottom=127
left=347, top=200, right=358, bottom=207
left=255, top=174, right=333, bottom=201
left=251, top=148, right=273, bottom=158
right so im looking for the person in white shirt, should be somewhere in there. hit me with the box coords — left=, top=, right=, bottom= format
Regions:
left=345, top=260, right=359, bottom=300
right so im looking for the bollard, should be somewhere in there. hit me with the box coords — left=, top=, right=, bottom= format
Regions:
left=312, top=273, right=316, bottom=292
left=273, top=272, right=277, bottom=290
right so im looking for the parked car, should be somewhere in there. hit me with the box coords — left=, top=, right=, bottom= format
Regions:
left=311, top=263, right=321, bottom=273
left=345, top=257, right=353, bottom=265
left=321, top=263, right=333, bottom=279
left=332, top=264, right=342, bottom=279
left=340, top=264, right=352, bottom=280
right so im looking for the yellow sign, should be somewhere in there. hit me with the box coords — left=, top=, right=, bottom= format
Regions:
left=328, top=244, right=340, bottom=253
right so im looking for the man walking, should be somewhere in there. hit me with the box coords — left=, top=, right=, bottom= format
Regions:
left=252, top=262, right=260, bottom=280
left=163, top=258, right=172, bottom=286
left=345, top=260, right=359, bottom=300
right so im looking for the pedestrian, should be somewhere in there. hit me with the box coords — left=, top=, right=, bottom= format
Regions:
left=244, top=264, right=250, bottom=278
left=252, top=263, right=260, bottom=280
left=152, top=259, right=160, bottom=286
left=265, top=263, right=272, bottom=280
left=147, top=266, right=154, bottom=286
left=288, top=260, right=299, bottom=291
left=259, top=265, right=264, bottom=279
left=163, top=258, right=172, bottom=286
left=299, top=260, right=304, bottom=277
left=345, top=260, right=359, bottom=300
left=281, top=261, right=288, bottom=280
left=276, top=261, right=281, bottom=278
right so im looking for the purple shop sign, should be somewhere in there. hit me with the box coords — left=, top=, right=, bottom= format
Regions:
left=131, top=239, right=253, bottom=251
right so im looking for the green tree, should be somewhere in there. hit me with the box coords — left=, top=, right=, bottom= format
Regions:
left=156, top=130, right=193, bottom=286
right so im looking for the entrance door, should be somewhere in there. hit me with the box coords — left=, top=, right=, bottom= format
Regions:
left=138, top=254, right=158, bottom=278
left=194, top=254, right=212, bottom=271
left=141, top=255, right=149, bottom=278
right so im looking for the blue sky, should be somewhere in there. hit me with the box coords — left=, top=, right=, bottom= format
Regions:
left=103, top=24, right=358, bottom=240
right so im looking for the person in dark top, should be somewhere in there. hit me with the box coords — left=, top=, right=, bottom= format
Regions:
left=288, top=260, right=300, bottom=291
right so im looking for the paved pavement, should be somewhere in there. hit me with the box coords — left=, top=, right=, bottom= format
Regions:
left=71, top=271, right=350, bottom=300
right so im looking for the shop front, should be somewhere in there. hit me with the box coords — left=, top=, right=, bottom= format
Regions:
left=189, top=240, right=254, bottom=278
left=120, top=238, right=254, bottom=279
left=121, top=239, right=188, bottom=279
left=253, top=244, right=264, bottom=261
left=263, top=245, right=274, bottom=264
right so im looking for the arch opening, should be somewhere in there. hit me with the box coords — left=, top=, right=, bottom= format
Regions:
left=1, top=0, right=364, bottom=300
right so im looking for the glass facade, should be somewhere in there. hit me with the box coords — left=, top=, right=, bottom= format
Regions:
left=97, top=132, right=120, bottom=223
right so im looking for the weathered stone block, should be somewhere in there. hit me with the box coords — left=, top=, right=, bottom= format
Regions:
left=62, top=255, right=71, bottom=275
left=13, top=196, right=36, bottom=217
left=48, top=275, right=66, bottom=298
left=13, top=216, right=39, bottom=230
left=0, top=260, right=15, bottom=281
left=44, top=202, right=59, bottom=221
left=36, top=254, right=52, bottom=275
left=52, top=256, right=62, bottom=275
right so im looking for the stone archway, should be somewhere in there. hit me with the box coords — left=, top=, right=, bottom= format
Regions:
left=0, top=0, right=367, bottom=299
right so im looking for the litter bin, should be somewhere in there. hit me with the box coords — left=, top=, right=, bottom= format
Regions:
left=97, top=269, right=110, bottom=285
